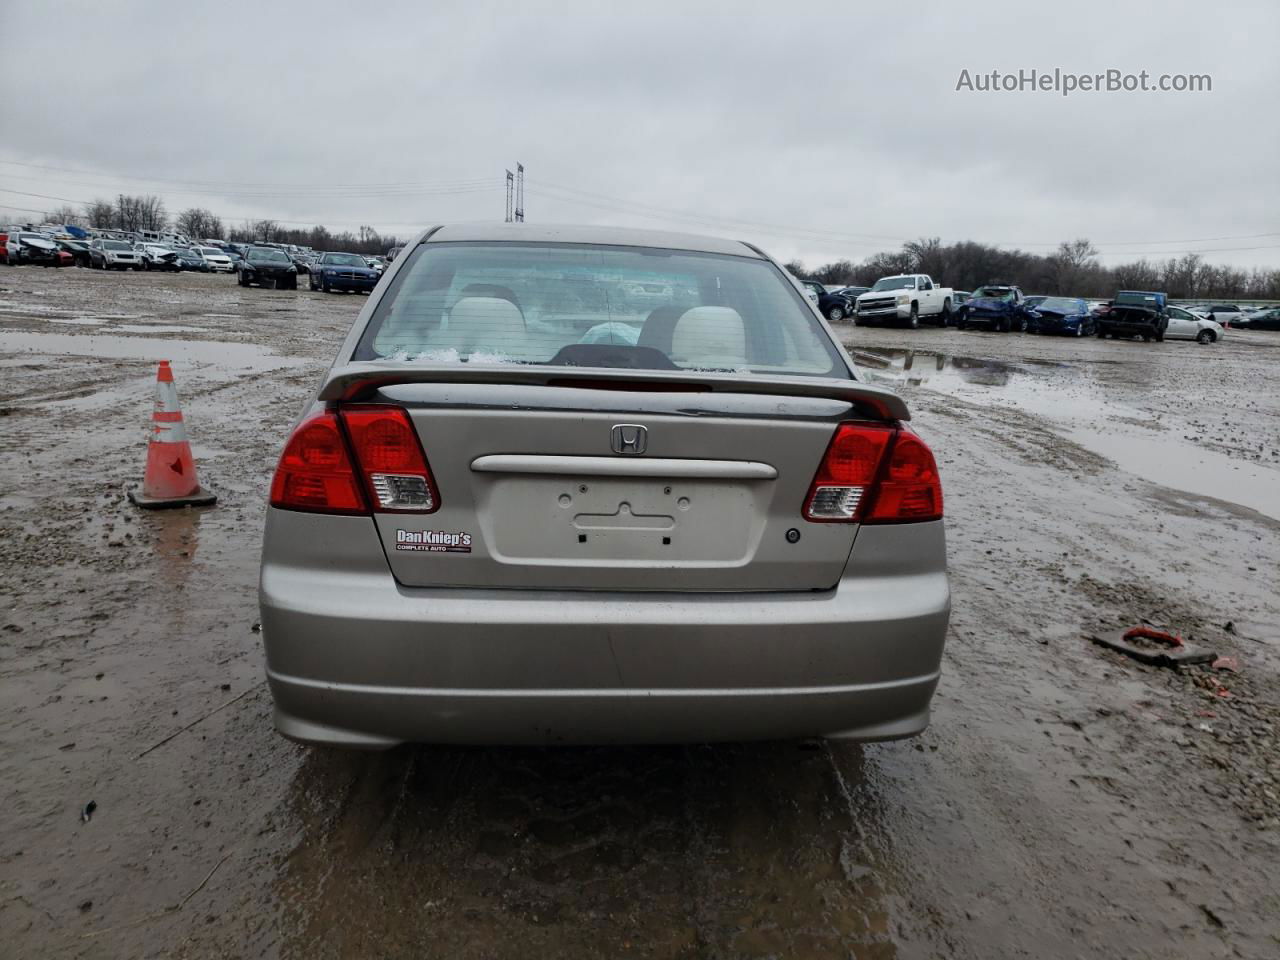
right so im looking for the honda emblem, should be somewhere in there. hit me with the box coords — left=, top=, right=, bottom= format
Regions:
left=610, top=424, right=648, bottom=455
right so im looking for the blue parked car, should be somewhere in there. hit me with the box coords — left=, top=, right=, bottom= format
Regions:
left=308, top=251, right=380, bottom=294
left=956, top=283, right=1036, bottom=332
left=1026, top=296, right=1095, bottom=337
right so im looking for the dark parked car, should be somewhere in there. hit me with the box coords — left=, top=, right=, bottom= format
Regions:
left=309, top=251, right=380, bottom=293
left=1236, top=306, right=1280, bottom=331
left=1096, top=290, right=1169, bottom=341
left=57, top=239, right=92, bottom=267
left=171, top=248, right=209, bottom=272
left=239, top=246, right=299, bottom=289
left=956, top=283, right=1034, bottom=332
left=834, top=285, right=871, bottom=301
left=1026, top=297, right=1094, bottom=337
left=801, top=281, right=856, bottom=322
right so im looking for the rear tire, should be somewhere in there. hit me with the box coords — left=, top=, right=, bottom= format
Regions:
left=939, top=299, right=951, bottom=326
left=1075, top=324, right=1084, bottom=337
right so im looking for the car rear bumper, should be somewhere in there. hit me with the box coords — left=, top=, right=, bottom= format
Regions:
left=259, top=511, right=949, bottom=748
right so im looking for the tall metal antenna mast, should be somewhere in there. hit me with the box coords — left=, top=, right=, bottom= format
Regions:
left=504, top=170, right=514, bottom=222
left=515, top=163, right=525, bottom=222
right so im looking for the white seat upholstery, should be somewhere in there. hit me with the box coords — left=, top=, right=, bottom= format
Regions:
left=670, top=306, right=748, bottom=366
left=440, top=296, right=526, bottom=354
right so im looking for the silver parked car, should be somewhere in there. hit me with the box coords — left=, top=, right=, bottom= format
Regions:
left=260, top=223, right=949, bottom=748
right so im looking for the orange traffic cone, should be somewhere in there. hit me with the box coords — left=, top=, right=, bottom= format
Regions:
left=128, top=361, right=217, bottom=509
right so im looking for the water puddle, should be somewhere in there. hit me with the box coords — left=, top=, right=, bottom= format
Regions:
left=1070, top=429, right=1279, bottom=520
left=111, top=324, right=205, bottom=335
left=854, top=347, right=1135, bottom=421
left=0, top=330, right=307, bottom=376
left=857, top=347, right=1280, bottom=521
left=47, top=317, right=109, bottom=326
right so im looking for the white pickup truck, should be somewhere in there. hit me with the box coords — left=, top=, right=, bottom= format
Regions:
left=855, top=274, right=955, bottom=328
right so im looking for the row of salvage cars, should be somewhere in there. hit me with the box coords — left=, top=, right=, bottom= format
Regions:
left=954, top=285, right=1228, bottom=343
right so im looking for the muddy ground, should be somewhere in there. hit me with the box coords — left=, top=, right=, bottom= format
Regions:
left=1, top=267, right=1277, bottom=959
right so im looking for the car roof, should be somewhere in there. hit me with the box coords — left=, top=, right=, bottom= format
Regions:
left=422, top=222, right=764, bottom=258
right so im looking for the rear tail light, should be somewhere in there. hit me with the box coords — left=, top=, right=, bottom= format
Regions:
left=803, top=423, right=942, bottom=524
left=269, top=411, right=366, bottom=514
left=269, top=405, right=438, bottom=515
left=340, top=405, right=438, bottom=512
left=803, top=424, right=892, bottom=521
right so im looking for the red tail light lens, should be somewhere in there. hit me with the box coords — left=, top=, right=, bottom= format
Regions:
left=864, top=430, right=943, bottom=523
left=803, top=424, right=893, bottom=521
left=269, top=411, right=367, bottom=514
left=803, top=423, right=943, bottom=523
left=340, top=405, right=439, bottom=513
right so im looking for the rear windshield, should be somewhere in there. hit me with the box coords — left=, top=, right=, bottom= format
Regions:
left=354, top=242, right=846, bottom=376
left=870, top=277, right=916, bottom=292
left=249, top=248, right=289, bottom=262
left=1036, top=297, right=1082, bottom=313
left=1115, top=292, right=1162, bottom=307
left=324, top=253, right=368, bottom=267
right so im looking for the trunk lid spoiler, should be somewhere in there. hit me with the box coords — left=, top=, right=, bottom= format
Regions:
left=317, top=362, right=910, bottom=421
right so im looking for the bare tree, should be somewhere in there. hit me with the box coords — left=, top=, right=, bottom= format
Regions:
left=252, top=219, right=279, bottom=242
left=110, top=194, right=167, bottom=232
left=176, top=207, right=225, bottom=240
left=45, top=205, right=84, bottom=226
left=83, top=198, right=116, bottom=229
left=1047, top=238, right=1099, bottom=294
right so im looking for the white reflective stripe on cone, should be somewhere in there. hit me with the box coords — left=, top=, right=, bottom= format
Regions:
left=153, top=380, right=181, bottom=414
left=152, top=418, right=189, bottom=444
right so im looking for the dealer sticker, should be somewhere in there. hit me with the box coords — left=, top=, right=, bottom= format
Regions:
left=396, top=529, right=473, bottom=553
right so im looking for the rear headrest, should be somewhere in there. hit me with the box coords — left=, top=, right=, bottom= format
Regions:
left=670, top=306, right=748, bottom=366
left=460, top=283, right=521, bottom=309
left=443, top=297, right=526, bottom=351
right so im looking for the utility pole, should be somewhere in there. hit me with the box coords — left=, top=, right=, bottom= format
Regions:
left=505, top=170, right=514, bottom=223
left=515, top=163, right=525, bottom=222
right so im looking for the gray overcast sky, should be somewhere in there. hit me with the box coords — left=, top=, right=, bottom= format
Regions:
left=1, top=0, right=1276, bottom=267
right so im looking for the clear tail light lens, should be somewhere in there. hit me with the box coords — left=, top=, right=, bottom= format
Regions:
left=340, top=405, right=439, bottom=513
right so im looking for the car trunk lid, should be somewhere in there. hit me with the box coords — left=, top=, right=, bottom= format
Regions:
left=342, top=372, right=899, bottom=592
